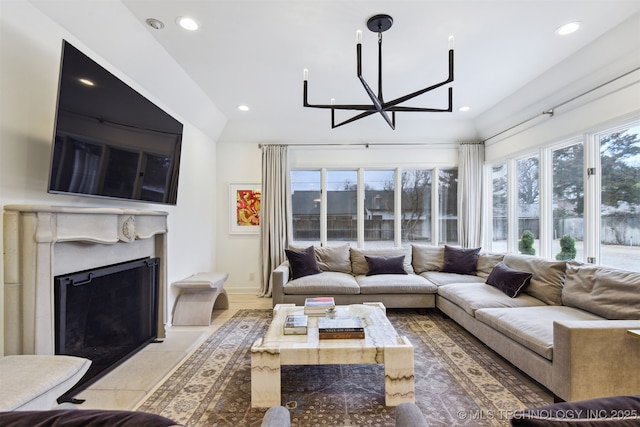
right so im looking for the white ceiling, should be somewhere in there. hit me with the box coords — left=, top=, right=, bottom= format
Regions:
left=33, top=1, right=640, bottom=145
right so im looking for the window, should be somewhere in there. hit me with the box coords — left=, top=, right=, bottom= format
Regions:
left=364, top=170, right=395, bottom=245
left=438, top=168, right=458, bottom=244
left=290, top=170, right=321, bottom=245
left=401, top=170, right=432, bottom=244
left=491, top=163, right=508, bottom=253
left=290, top=167, right=455, bottom=247
left=517, top=156, right=539, bottom=256
left=486, top=118, right=640, bottom=272
left=327, top=170, right=357, bottom=244
left=599, top=125, right=640, bottom=271
left=552, top=142, right=584, bottom=261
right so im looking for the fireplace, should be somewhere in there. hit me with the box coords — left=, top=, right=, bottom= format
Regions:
left=54, top=257, right=160, bottom=398
left=2, top=206, right=168, bottom=358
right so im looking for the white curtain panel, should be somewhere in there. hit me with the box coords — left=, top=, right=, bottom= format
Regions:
left=259, top=145, right=291, bottom=297
left=458, top=143, right=485, bottom=248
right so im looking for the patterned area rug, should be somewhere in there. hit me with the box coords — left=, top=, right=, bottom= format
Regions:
left=138, top=309, right=551, bottom=426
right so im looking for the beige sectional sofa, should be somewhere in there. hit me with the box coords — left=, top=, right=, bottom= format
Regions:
left=271, top=244, right=640, bottom=402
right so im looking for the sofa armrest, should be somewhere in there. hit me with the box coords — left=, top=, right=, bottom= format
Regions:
left=271, top=262, right=290, bottom=306
left=552, top=320, right=640, bottom=401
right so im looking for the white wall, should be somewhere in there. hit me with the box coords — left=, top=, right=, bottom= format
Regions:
left=0, top=1, right=226, bottom=333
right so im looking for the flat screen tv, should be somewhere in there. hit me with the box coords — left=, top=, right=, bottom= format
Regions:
left=48, top=40, right=183, bottom=205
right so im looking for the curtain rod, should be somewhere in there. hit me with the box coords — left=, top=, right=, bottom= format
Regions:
left=257, top=141, right=466, bottom=149
left=483, top=66, right=640, bottom=143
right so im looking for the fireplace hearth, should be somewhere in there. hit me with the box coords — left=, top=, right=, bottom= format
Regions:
left=54, top=257, right=161, bottom=398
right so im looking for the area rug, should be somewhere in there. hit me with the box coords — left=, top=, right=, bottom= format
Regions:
left=138, top=309, right=551, bottom=426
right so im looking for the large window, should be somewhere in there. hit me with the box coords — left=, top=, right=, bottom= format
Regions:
left=599, top=125, right=640, bottom=271
left=486, top=118, right=640, bottom=272
left=291, top=167, right=455, bottom=247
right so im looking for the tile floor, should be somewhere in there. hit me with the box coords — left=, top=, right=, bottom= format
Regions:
left=76, top=294, right=272, bottom=411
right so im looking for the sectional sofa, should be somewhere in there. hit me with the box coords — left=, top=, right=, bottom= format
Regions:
left=271, top=244, right=640, bottom=402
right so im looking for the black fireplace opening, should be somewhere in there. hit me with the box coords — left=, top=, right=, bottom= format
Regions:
left=54, top=257, right=160, bottom=401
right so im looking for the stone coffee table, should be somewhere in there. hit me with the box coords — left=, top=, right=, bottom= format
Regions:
left=250, top=302, right=415, bottom=408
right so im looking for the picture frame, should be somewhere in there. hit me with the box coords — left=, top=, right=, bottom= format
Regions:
left=229, top=183, right=261, bottom=234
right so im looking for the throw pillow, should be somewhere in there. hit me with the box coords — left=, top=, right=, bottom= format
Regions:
left=285, top=246, right=322, bottom=280
left=440, top=245, right=481, bottom=275
left=486, top=261, right=533, bottom=298
left=365, top=255, right=408, bottom=276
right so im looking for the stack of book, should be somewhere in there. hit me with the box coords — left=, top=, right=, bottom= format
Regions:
left=304, top=297, right=335, bottom=316
left=283, top=314, right=308, bottom=335
left=318, top=316, right=365, bottom=339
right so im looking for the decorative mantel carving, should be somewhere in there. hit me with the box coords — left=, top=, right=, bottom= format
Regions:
left=2, top=205, right=168, bottom=356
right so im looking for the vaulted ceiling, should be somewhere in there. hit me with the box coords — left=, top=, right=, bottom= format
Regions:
left=31, top=1, right=640, bottom=145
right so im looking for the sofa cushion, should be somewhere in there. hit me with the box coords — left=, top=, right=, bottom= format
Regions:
left=0, top=410, right=180, bottom=427
left=476, top=252, right=505, bottom=279
left=475, top=306, right=605, bottom=360
left=503, top=254, right=566, bottom=306
left=411, top=244, right=444, bottom=273
left=562, top=262, right=640, bottom=320
left=486, top=261, right=533, bottom=298
left=350, top=247, right=414, bottom=275
left=365, top=255, right=408, bottom=276
left=285, top=246, right=321, bottom=279
left=421, top=271, right=485, bottom=286
left=0, top=355, right=91, bottom=411
left=314, top=244, right=352, bottom=274
left=441, top=245, right=481, bottom=275
left=356, top=274, right=437, bottom=294
left=437, top=282, right=546, bottom=317
left=283, top=271, right=360, bottom=295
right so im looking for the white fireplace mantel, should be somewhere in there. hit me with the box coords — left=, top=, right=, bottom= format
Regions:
left=3, top=205, right=168, bottom=356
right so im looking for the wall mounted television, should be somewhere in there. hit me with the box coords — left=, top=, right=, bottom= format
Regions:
left=48, top=40, right=183, bottom=205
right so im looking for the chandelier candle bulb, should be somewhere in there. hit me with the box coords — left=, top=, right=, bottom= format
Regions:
left=331, top=98, right=335, bottom=106
left=448, top=35, right=455, bottom=50
left=303, top=68, right=308, bottom=81
left=356, top=30, right=363, bottom=44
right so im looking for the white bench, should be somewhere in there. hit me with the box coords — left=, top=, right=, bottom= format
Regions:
left=172, top=272, right=229, bottom=326
left=0, top=355, right=91, bottom=411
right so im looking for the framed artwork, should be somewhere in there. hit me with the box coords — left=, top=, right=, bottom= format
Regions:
left=229, top=183, right=261, bottom=234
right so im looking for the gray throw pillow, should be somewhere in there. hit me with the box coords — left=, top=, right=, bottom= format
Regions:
left=365, top=255, right=408, bottom=276
left=285, top=246, right=322, bottom=279
left=486, top=261, right=533, bottom=298
left=440, top=245, right=481, bottom=275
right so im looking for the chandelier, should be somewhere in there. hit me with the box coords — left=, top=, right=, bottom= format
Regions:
left=303, top=14, right=454, bottom=130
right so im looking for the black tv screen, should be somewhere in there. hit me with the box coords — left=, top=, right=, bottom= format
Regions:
left=48, top=41, right=183, bottom=205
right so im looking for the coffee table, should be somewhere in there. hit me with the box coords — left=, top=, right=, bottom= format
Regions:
left=250, top=302, right=414, bottom=408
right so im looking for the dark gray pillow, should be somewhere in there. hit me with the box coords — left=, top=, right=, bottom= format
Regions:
left=440, top=245, right=481, bottom=275
left=486, top=261, right=533, bottom=298
left=285, top=246, right=321, bottom=279
left=365, top=255, right=408, bottom=276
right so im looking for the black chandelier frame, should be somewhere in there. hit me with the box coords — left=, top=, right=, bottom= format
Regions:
left=303, top=14, right=454, bottom=130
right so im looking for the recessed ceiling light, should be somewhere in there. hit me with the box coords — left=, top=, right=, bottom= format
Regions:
left=145, top=18, right=164, bottom=30
left=176, top=16, right=199, bottom=31
left=79, top=78, right=95, bottom=87
left=238, top=105, right=250, bottom=112
left=556, top=21, right=581, bottom=36
left=458, top=106, right=470, bottom=112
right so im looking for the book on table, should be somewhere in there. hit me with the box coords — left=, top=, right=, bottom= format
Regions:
left=304, top=296, right=335, bottom=315
left=283, top=314, right=308, bottom=335
left=318, top=315, right=365, bottom=339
